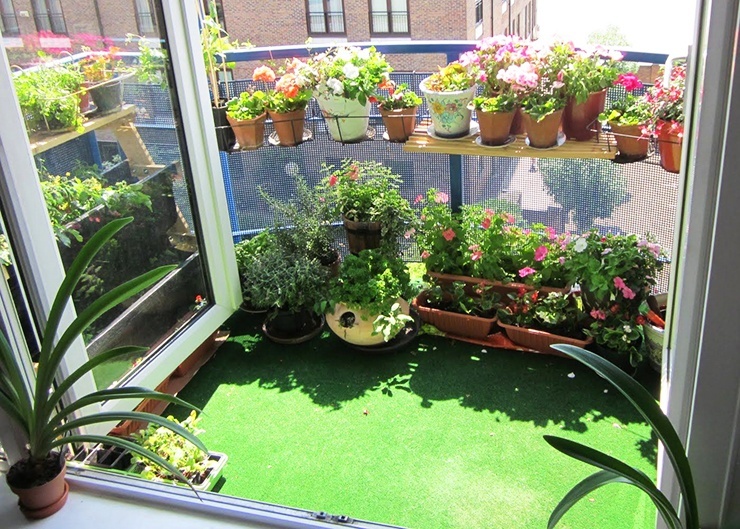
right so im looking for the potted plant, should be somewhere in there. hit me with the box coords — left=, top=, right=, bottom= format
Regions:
left=131, top=411, right=228, bottom=491
left=497, top=289, right=590, bottom=352
left=1, top=218, right=207, bottom=519
left=416, top=188, right=469, bottom=276
left=79, top=47, right=132, bottom=115
left=323, top=159, right=417, bottom=256
left=561, top=45, right=623, bottom=141
left=414, top=280, right=499, bottom=339
left=225, top=89, right=268, bottom=150
left=419, top=57, right=479, bottom=138
left=252, top=58, right=315, bottom=146
left=376, top=81, right=422, bottom=142
left=472, top=91, right=519, bottom=146
left=13, top=64, right=85, bottom=134
left=326, top=249, right=415, bottom=346
left=234, top=230, right=277, bottom=313
left=310, top=45, right=392, bottom=142
left=600, top=72, right=652, bottom=160
left=544, top=344, right=698, bottom=529
left=646, top=62, right=686, bottom=173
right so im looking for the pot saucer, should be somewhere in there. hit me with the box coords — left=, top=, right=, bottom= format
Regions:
left=525, top=131, right=566, bottom=150
left=426, top=122, right=480, bottom=141
left=475, top=135, right=516, bottom=148
left=19, top=481, right=69, bottom=519
left=268, top=128, right=313, bottom=146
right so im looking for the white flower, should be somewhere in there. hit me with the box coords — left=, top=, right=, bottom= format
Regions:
left=336, top=47, right=354, bottom=62
left=356, top=48, right=370, bottom=60
left=342, top=63, right=360, bottom=79
left=574, top=237, right=588, bottom=252
left=326, top=78, right=344, bottom=96
left=623, top=325, right=632, bottom=333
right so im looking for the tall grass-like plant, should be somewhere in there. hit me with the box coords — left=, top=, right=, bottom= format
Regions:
left=3, top=217, right=206, bottom=496
left=544, top=344, right=698, bottom=529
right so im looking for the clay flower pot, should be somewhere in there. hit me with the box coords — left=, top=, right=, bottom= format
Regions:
left=476, top=109, right=515, bottom=146
left=226, top=112, right=267, bottom=151
left=656, top=120, right=683, bottom=174
left=268, top=108, right=306, bottom=147
left=379, top=106, right=418, bottom=142
left=523, top=109, right=564, bottom=148
left=8, top=461, right=69, bottom=519
left=609, top=122, right=649, bottom=160
left=562, top=89, right=607, bottom=141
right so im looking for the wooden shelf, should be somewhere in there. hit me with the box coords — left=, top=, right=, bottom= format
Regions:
left=403, top=122, right=617, bottom=160
left=30, top=105, right=137, bottom=156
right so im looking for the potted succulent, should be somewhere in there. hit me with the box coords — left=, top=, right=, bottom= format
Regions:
left=252, top=58, right=315, bottom=146
left=13, top=64, right=85, bottom=134
left=414, top=280, right=499, bottom=339
left=1, top=218, right=207, bottom=519
left=497, top=289, right=590, bottom=352
left=376, top=81, right=422, bottom=142
left=225, top=89, right=268, bottom=150
left=310, top=45, right=392, bottom=142
left=561, top=45, right=623, bottom=141
left=419, top=56, right=479, bottom=138
left=79, top=47, right=132, bottom=114
left=326, top=249, right=415, bottom=346
left=600, top=73, right=652, bottom=160
left=323, top=159, right=417, bottom=256
left=646, top=62, right=686, bottom=173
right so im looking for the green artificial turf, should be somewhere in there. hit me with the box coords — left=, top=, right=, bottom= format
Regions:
left=171, top=311, right=659, bottom=529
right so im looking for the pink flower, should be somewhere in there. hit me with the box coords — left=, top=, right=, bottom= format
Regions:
left=328, top=175, right=337, bottom=187
left=471, top=251, right=483, bottom=261
left=622, top=286, right=636, bottom=299
left=519, top=267, right=536, bottom=278
left=481, top=217, right=491, bottom=229
left=414, top=194, right=424, bottom=204
left=534, top=245, right=548, bottom=262
left=253, top=65, right=276, bottom=82
left=468, top=244, right=480, bottom=251
left=616, top=73, right=643, bottom=92
left=545, top=226, right=556, bottom=240
left=404, top=228, right=416, bottom=239
left=613, top=277, right=626, bottom=290
left=434, top=191, right=449, bottom=204
left=558, top=256, right=566, bottom=265
left=590, top=308, right=607, bottom=320
left=506, top=214, right=515, bottom=224
left=478, top=72, right=488, bottom=83
left=421, top=250, right=430, bottom=259
left=442, top=228, right=456, bottom=241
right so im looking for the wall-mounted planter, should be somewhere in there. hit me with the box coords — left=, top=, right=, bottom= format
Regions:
left=413, top=292, right=497, bottom=339
left=497, top=321, right=592, bottom=353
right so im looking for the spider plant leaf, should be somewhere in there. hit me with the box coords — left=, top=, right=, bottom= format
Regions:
left=551, top=344, right=698, bottom=529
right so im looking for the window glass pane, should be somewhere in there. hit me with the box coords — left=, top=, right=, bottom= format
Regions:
left=326, top=0, right=344, bottom=32
left=4, top=0, right=211, bottom=389
left=391, top=0, right=407, bottom=32
left=307, top=0, right=323, bottom=14
left=308, top=0, right=326, bottom=32
left=1, top=0, right=20, bottom=36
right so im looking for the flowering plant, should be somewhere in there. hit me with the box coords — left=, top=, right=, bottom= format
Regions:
left=376, top=81, right=422, bottom=110
left=423, top=280, right=499, bottom=318
left=252, top=58, right=315, bottom=113
left=423, top=60, right=478, bottom=92
left=416, top=188, right=468, bottom=274
left=79, top=47, right=127, bottom=82
left=562, top=46, right=624, bottom=104
left=475, top=35, right=533, bottom=96
left=646, top=63, right=686, bottom=136
left=498, top=290, right=586, bottom=338
left=309, top=46, right=391, bottom=105
left=583, top=308, right=647, bottom=365
left=600, top=73, right=651, bottom=126
left=322, top=160, right=416, bottom=254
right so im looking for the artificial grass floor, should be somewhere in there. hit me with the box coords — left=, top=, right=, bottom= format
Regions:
left=170, top=311, right=658, bottom=529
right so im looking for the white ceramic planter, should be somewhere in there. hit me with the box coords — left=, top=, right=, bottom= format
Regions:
left=419, top=77, right=476, bottom=138
left=326, top=298, right=410, bottom=346
left=315, top=93, right=370, bottom=142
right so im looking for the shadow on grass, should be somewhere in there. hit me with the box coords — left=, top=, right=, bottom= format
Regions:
left=171, top=311, right=660, bottom=440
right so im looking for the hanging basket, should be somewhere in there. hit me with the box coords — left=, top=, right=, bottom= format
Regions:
left=315, top=93, right=370, bottom=142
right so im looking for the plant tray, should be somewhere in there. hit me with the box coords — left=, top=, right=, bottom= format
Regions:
left=427, top=271, right=570, bottom=296
left=497, top=322, right=592, bottom=353
left=413, top=293, right=497, bottom=340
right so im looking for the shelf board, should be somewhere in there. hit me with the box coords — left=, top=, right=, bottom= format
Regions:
left=403, top=122, right=617, bottom=160
left=30, top=105, right=137, bottom=156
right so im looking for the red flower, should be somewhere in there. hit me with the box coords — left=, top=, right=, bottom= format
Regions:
left=328, top=175, right=338, bottom=186
left=442, top=228, right=456, bottom=241
left=635, top=315, right=646, bottom=325
left=615, top=72, right=643, bottom=92
left=253, top=65, right=276, bottom=82
left=481, top=217, right=491, bottom=229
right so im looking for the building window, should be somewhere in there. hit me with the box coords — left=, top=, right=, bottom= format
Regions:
left=31, top=0, right=66, bottom=34
left=306, top=0, right=345, bottom=35
left=134, top=0, right=156, bottom=36
left=1, top=0, right=20, bottom=36
left=369, top=0, right=408, bottom=35
left=475, top=0, right=483, bottom=25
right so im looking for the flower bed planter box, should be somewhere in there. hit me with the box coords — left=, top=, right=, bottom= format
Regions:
left=497, top=321, right=592, bottom=353
left=413, top=293, right=497, bottom=340
left=427, top=271, right=570, bottom=297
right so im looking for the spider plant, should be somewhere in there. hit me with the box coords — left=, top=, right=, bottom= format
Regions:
left=2, top=217, right=206, bottom=492
left=544, top=344, right=698, bottom=529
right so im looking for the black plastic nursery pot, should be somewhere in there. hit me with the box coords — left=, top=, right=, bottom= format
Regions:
left=262, top=310, right=325, bottom=344
left=88, top=76, right=126, bottom=115
left=212, top=105, right=237, bottom=151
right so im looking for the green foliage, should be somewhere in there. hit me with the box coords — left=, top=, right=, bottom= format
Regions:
left=498, top=290, right=586, bottom=338
left=265, top=87, right=312, bottom=113
left=234, top=231, right=278, bottom=309
left=127, top=34, right=169, bottom=88
left=199, top=2, right=247, bottom=106
left=372, top=302, right=414, bottom=342
left=545, top=344, right=698, bottom=529
left=226, top=89, right=267, bottom=121
left=416, top=188, right=467, bottom=275
left=539, top=158, right=628, bottom=232
left=14, top=65, right=85, bottom=133
left=472, top=93, right=519, bottom=113
left=600, top=94, right=652, bottom=126
left=131, top=411, right=213, bottom=483
left=521, top=90, right=568, bottom=122
left=377, top=82, right=422, bottom=110
left=423, top=62, right=477, bottom=92
left=587, top=25, right=631, bottom=47
left=310, top=46, right=392, bottom=105
left=424, top=280, right=499, bottom=318
left=0, top=217, right=204, bottom=489
left=562, top=50, right=622, bottom=104
left=78, top=48, right=127, bottom=83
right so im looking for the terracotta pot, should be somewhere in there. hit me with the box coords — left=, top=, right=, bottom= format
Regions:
left=379, top=106, right=418, bottom=142
left=78, top=81, right=93, bottom=113
left=268, top=108, right=306, bottom=147
left=498, top=321, right=592, bottom=353
left=477, top=109, right=515, bottom=146
left=212, top=104, right=236, bottom=151
left=413, top=293, right=497, bottom=339
left=510, top=107, right=525, bottom=135
left=656, top=121, right=683, bottom=174
left=609, top=122, right=649, bottom=160
left=342, top=215, right=382, bottom=254
left=226, top=112, right=267, bottom=151
left=8, top=461, right=69, bottom=519
left=427, top=271, right=570, bottom=297
left=326, top=299, right=410, bottom=346
left=522, top=109, right=564, bottom=148
left=562, top=89, right=607, bottom=141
